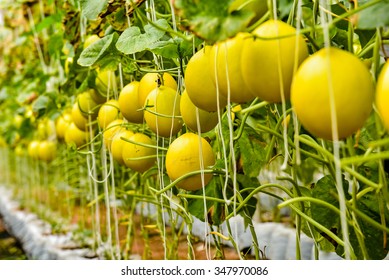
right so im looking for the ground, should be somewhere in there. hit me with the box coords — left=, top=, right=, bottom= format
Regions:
left=0, top=216, right=27, bottom=260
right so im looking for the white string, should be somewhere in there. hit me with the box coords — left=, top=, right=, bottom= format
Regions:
left=27, top=7, right=47, bottom=73
left=79, top=0, right=87, bottom=46
left=195, top=107, right=212, bottom=260
left=87, top=119, right=102, bottom=251
left=146, top=0, right=162, bottom=69
left=144, top=0, right=170, bottom=259
left=100, top=140, right=114, bottom=259
left=86, top=154, right=113, bottom=182
left=118, top=63, right=124, bottom=90
left=125, top=0, right=132, bottom=27
left=213, top=45, right=230, bottom=206
left=269, top=0, right=289, bottom=171
left=169, top=0, right=177, bottom=32
left=293, top=0, right=303, bottom=166
left=125, top=0, right=137, bottom=63
left=319, top=0, right=352, bottom=260
left=108, top=152, right=121, bottom=259
left=223, top=41, right=241, bottom=257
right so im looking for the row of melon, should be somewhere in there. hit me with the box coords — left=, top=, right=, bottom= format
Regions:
left=97, top=19, right=388, bottom=145
left=26, top=18, right=389, bottom=191
left=184, top=19, right=389, bottom=141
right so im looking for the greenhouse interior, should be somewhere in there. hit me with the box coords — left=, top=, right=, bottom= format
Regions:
left=0, top=0, right=389, bottom=261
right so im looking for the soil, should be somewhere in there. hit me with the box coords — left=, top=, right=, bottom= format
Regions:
left=127, top=214, right=253, bottom=260
left=0, top=216, right=27, bottom=260
left=3, top=191, right=254, bottom=260
left=69, top=205, right=253, bottom=260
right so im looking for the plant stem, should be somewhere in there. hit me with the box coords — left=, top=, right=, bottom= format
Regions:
left=225, top=183, right=294, bottom=220
left=288, top=204, right=346, bottom=249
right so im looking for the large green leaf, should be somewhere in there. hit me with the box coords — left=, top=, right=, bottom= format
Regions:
left=106, top=6, right=128, bottom=32
left=149, top=37, right=198, bottom=59
left=77, top=33, right=121, bottom=70
left=277, top=0, right=294, bottom=19
left=48, top=33, right=64, bottom=58
left=310, top=174, right=350, bottom=253
left=351, top=193, right=389, bottom=259
left=330, top=3, right=349, bottom=30
left=186, top=174, right=257, bottom=226
left=186, top=177, right=221, bottom=225
left=116, top=19, right=170, bottom=55
left=32, top=93, right=56, bottom=118
left=311, top=175, right=349, bottom=230
left=357, top=0, right=389, bottom=29
left=173, top=0, right=253, bottom=43
left=36, top=13, right=63, bottom=33
left=237, top=125, right=267, bottom=178
left=149, top=40, right=181, bottom=59
left=236, top=174, right=259, bottom=228
left=62, top=7, right=81, bottom=45
left=312, top=173, right=389, bottom=259
left=79, top=0, right=109, bottom=20
left=335, top=191, right=389, bottom=259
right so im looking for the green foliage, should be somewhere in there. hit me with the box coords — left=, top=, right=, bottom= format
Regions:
left=236, top=174, right=259, bottom=228
left=80, top=0, right=109, bottom=20
left=62, top=5, right=81, bottom=45
left=311, top=175, right=350, bottom=230
left=186, top=177, right=223, bottom=225
left=173, top=0, right=253, bottom=43
left=237, top=126, right=267, bottom=178
left=310, top=174, right=389, bottom=259
left=345, top=191, right=389, bottom=259
left=35, top=13, right=63, bottom=33
left=78, top=33, right=121, bottom=70
left=32, top=92, right=57, bottom=118
left=148, top=37, right=189, bottom=59
left=187, top=174, right=258, bottom=227
left=0, top=223, right=27, bottom=260
left=357, top=0, right=389, bottom=29
left=116, top=19, right=169, bottom=54
left=277, top=0, right=293, bottom=19
left=48, top=33, right=64, bottom=58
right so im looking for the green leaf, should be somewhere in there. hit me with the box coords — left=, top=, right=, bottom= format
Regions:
left=295, top=157, right=319, bottom=185
left=352, top=193, right=389, bottom=259
left=48, top=33, right=64, bottom=58
left=62, top=7, right=81, bottom=45
left=148, top=37, right=197, bottom=59
left=186, top=177, right=220, bottom=224
left=79, top=0, right=109, bottom=20
left=355, top=29, right=376, bottom=48
left=332, top=28, right=349, bottom=50
left=236, top=174, right=258, bottom=228
left=106, top=6, right=128, bottom=32
left=77, top=33, right=121, bottom=69
left=335, top=192, right=389, bottom=259
left=237, top=126, right=267, bottom=177
left=173, top=0, right=253, bottom=43
left=120, top=56, right=138, bottom=74
left=311, top=175, right=349, bottom=230
left=116, top=19, right=170, bottom=55
left=32, top=94, right=55, bottom=118
left=357, top=0, right=389, bottom=29
left=36, top=13, right=62, bottom=33
left=186, top=175, right=259, bottom=227
left=310, top=174, right=350, bottom=253
left=311, top=174, right=389, bottom=259
left=330, top=3, right=349, bottom=30
left=354, top=29, right=375, bottom=58
left=149, top=39, right=181, bottom=59
left=277, top=0, right=294, bottom=19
